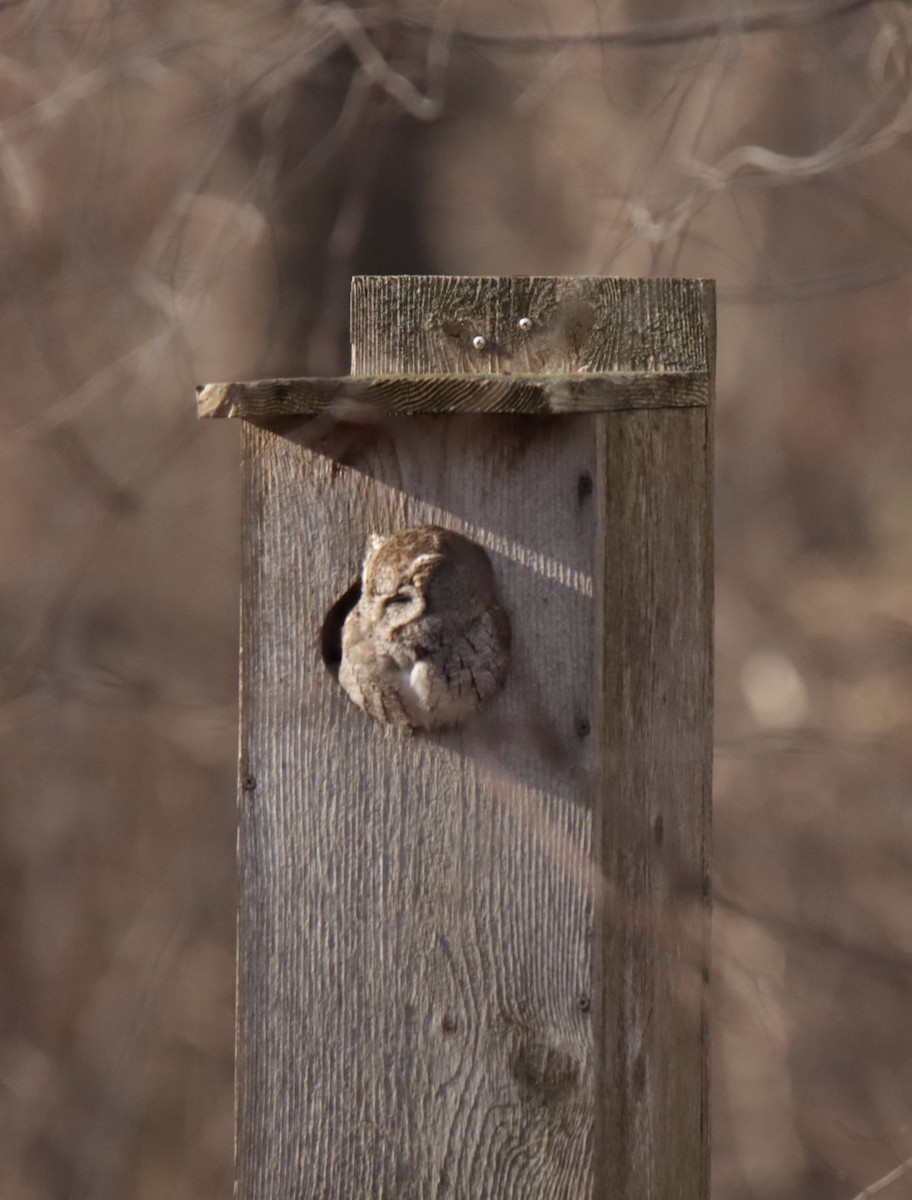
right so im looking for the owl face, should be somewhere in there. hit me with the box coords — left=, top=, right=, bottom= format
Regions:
left=358, top=526, right=498, bottom=637
left=358, top=532, right=444, bottom=636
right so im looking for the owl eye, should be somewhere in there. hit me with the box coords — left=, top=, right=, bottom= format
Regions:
left=383, top=592, right=411, bottom=608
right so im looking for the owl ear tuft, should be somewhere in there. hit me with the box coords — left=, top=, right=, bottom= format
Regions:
left=410, top=552, right=444, bottom=584
left=366, top=533, right=385, bottom=557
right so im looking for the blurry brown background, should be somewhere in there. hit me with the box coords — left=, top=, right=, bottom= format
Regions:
left=2, top=1, right=912, bottom=1197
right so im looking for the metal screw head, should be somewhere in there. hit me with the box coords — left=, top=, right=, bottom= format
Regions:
left=517, top=316, right=533, bottom=332
left=472, top=335, right=487, bottom=351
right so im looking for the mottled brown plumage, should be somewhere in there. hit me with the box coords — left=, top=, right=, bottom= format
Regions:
left=339, top=525, right=511, bottom=732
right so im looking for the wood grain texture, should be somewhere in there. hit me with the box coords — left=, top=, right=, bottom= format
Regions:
left=235, top=275, right=713, bottom=1200
left=592, top=403, right=713, bottom=1200
left=197, top=371, right=707, bottom=420
left=237, top=281, right=600, bottom=1199
left=350, top=276, right=711, bottom=376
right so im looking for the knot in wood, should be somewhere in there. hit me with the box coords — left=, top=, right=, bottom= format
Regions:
left=510, top=1037, right=581, bottom=1102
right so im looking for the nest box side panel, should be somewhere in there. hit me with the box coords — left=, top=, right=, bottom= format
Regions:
left=236, top=412, right=597, bottom=1199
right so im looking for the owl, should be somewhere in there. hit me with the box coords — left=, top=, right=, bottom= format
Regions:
left=338, top=525, right=511, bottom=732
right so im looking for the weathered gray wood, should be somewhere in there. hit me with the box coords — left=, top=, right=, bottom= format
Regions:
left=196, top=371, right=708, bottom=420
left=237, top=281, right=601, bottom=1200
left=235, top=275, right=713, bottom=1200
left=350, top=276, right=711, bottom=376
left=593, top=403, right=713, bottom=1200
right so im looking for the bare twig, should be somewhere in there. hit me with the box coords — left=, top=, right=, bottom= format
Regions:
left=379, top=0, right=901, bottom=53
left=849, top=1155, right=912, bottom=1200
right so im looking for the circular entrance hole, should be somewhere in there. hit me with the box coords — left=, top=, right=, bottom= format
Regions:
left=320, top=580, right=361, bottom=678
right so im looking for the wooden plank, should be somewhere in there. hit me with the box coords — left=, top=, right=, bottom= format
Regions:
left=350, top=276, right=712, bottom=375
left=592, top=319, right=713, bottom=1194
left=237, top=281, right=601, bottom=1198
left=196, top=370, right=708, bottom=420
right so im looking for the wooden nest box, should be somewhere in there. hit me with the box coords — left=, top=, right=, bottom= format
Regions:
left=198, top=275, right=714, bottom=1200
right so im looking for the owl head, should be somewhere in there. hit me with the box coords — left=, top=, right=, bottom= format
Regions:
left=358, top=525, right=499, bottom=636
